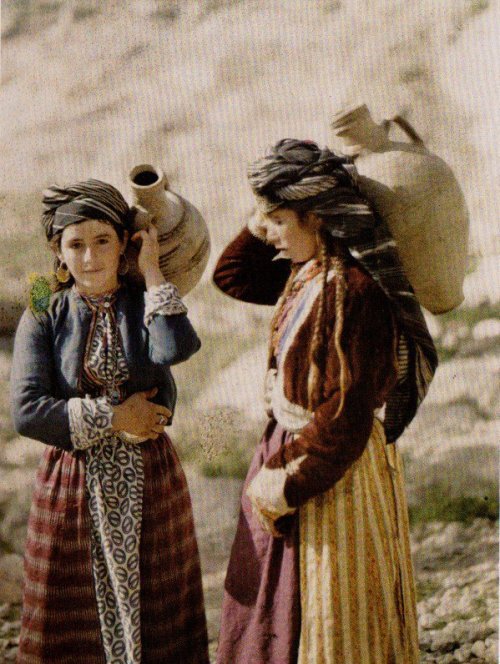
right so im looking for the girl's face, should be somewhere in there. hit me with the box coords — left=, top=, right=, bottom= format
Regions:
left=57, top=219, right=127, bottom=296
left=263, top=208, right=318, bottom=263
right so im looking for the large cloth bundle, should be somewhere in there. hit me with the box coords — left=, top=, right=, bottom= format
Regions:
left=128, top=164, right=210, bottom=295
left=331, top=104, right=469, bottom=314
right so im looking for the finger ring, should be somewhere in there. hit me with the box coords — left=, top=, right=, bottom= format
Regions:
left=158, top=415, right=168, bottom=426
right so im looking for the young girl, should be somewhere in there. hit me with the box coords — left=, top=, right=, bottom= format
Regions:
left=11, top=179, right=209, bottom=663
left=213, top=140, right=437, bottom=664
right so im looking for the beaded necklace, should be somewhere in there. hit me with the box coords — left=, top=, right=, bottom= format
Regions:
left=271, top=259, right=322, bottom=359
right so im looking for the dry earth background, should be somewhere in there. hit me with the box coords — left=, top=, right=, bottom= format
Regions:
left=0, top=1, right=499, bottom=662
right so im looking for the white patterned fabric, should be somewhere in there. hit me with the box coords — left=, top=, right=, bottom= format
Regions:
left=87, top=439, right=144, bottom=664
left=144, top=282, right=187, bottom=325
left=81, top=292, right=129, bottom=405
left=68, top=396, right=114, bottom=450
left=73, top=290, right=145, bottom=664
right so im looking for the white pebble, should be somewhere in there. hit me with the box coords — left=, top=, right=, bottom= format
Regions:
left=453, top=643, right=472, bottom=662
left=487, top=615, right=498, bottom=632
left=420, top=612, right=443, bottom=630
left=486, top=642, right=499, bottom=663
left=471, top=640, right=486, bottom=658
left=439, top=654, right=455, bottom=664
left=431, top=629, right=458, bottom=653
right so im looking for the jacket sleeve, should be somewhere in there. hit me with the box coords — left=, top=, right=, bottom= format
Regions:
left=247, top=279, right=398, bottom=516
left=213, top=227, right=291, bottom=305
left=10, top=309, right=74, bottom=449
left=144, top=283, right=201, bottom=365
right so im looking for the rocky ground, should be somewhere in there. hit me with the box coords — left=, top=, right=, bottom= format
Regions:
left=1, top=1, right=498, bottom=662
left=413, top=519, right=498, bottom=664
left=0, top=493, right=497, bottom=663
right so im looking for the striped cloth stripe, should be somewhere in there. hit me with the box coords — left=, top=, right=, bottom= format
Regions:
left=298, top=418, right=419, bottom=664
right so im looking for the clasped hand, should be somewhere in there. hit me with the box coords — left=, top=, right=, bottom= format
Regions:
left=111, top=387, right=171, bottom=441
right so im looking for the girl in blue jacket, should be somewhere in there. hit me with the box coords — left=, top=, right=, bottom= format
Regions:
left=11, top=179, right=209, bottom=664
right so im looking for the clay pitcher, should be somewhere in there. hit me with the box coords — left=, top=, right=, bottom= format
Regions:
left=330, top=104, right=469, bottom=314
left=128, top=164, right=210, bottom=296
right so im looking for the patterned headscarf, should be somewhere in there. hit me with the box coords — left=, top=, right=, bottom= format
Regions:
left=41, top=179, right=132, bottom=240
left=248, top=139, right=438, bottom=442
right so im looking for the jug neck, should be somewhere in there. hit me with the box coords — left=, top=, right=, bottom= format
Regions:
left=129, top=164, right=170, bottom=214
left=330, top=103, right=388, bottom=156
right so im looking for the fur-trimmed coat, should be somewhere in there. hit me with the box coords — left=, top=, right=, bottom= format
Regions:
left=213, top=228, right=398, bottom=520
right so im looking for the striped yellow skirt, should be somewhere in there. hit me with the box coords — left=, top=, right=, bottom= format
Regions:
left=298, top=418, right=419, bottom=664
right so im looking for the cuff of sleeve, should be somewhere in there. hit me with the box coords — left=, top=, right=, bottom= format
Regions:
left=144, top=282, right=187, bottom=325
left=68, top=395, right=114, bottom=450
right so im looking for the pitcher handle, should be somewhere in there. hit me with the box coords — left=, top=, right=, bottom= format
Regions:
left=383, top=115, right=425, bottom=146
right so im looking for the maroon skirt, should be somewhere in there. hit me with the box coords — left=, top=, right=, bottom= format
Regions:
left=216, top=419, right=301, bottom=664
left=17, top=434, right=209, bottom=664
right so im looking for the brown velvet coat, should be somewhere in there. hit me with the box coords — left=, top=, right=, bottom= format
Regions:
left=213, top=228, right=398, bottom=511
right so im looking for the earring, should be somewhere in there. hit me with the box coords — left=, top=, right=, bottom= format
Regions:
left=118, top=253, right=129, bottom=276
left=55, top=261, right=71, bottom=283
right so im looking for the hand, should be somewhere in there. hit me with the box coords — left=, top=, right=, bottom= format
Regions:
left=247, top=211, right=268, bottom=242
left=130, top=225, right=165, bottom=288
left=249, top=498, right=283, bottom=538
left=111, top=388, right=171, bottom=440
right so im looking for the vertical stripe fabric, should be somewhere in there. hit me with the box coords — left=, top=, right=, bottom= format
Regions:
left=298, top=418, right=419, bottom=664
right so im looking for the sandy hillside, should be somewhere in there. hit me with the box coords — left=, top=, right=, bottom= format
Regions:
left=1, top=0, right=499, bottom=257
left=0, top=5, right=499, bottom=660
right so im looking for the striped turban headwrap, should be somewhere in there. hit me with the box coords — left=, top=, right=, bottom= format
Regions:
left=248, top=138, right=438, bottom=443
left=41, top=179, right=132, bottom=240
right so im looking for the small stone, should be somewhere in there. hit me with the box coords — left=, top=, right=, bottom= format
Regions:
left=486, top=642, right=499, bottom=663
left=439, top=654, right=456, bottom=664
left=453, top=643, right=472, bottom=662
left=487, top=616, right=498, bottom=632
left=420, top=612, right=443, bottom=629
left=471, top=640, right=486, bottom=658
left=440, top=619, right=488, bottom=651
left=420, top=629, right=434, bottom=651
left=431, top=629, right=458, bottom=653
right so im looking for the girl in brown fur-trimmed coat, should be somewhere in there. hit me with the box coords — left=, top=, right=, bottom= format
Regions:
left=213, top=140, right=437, bottom=664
